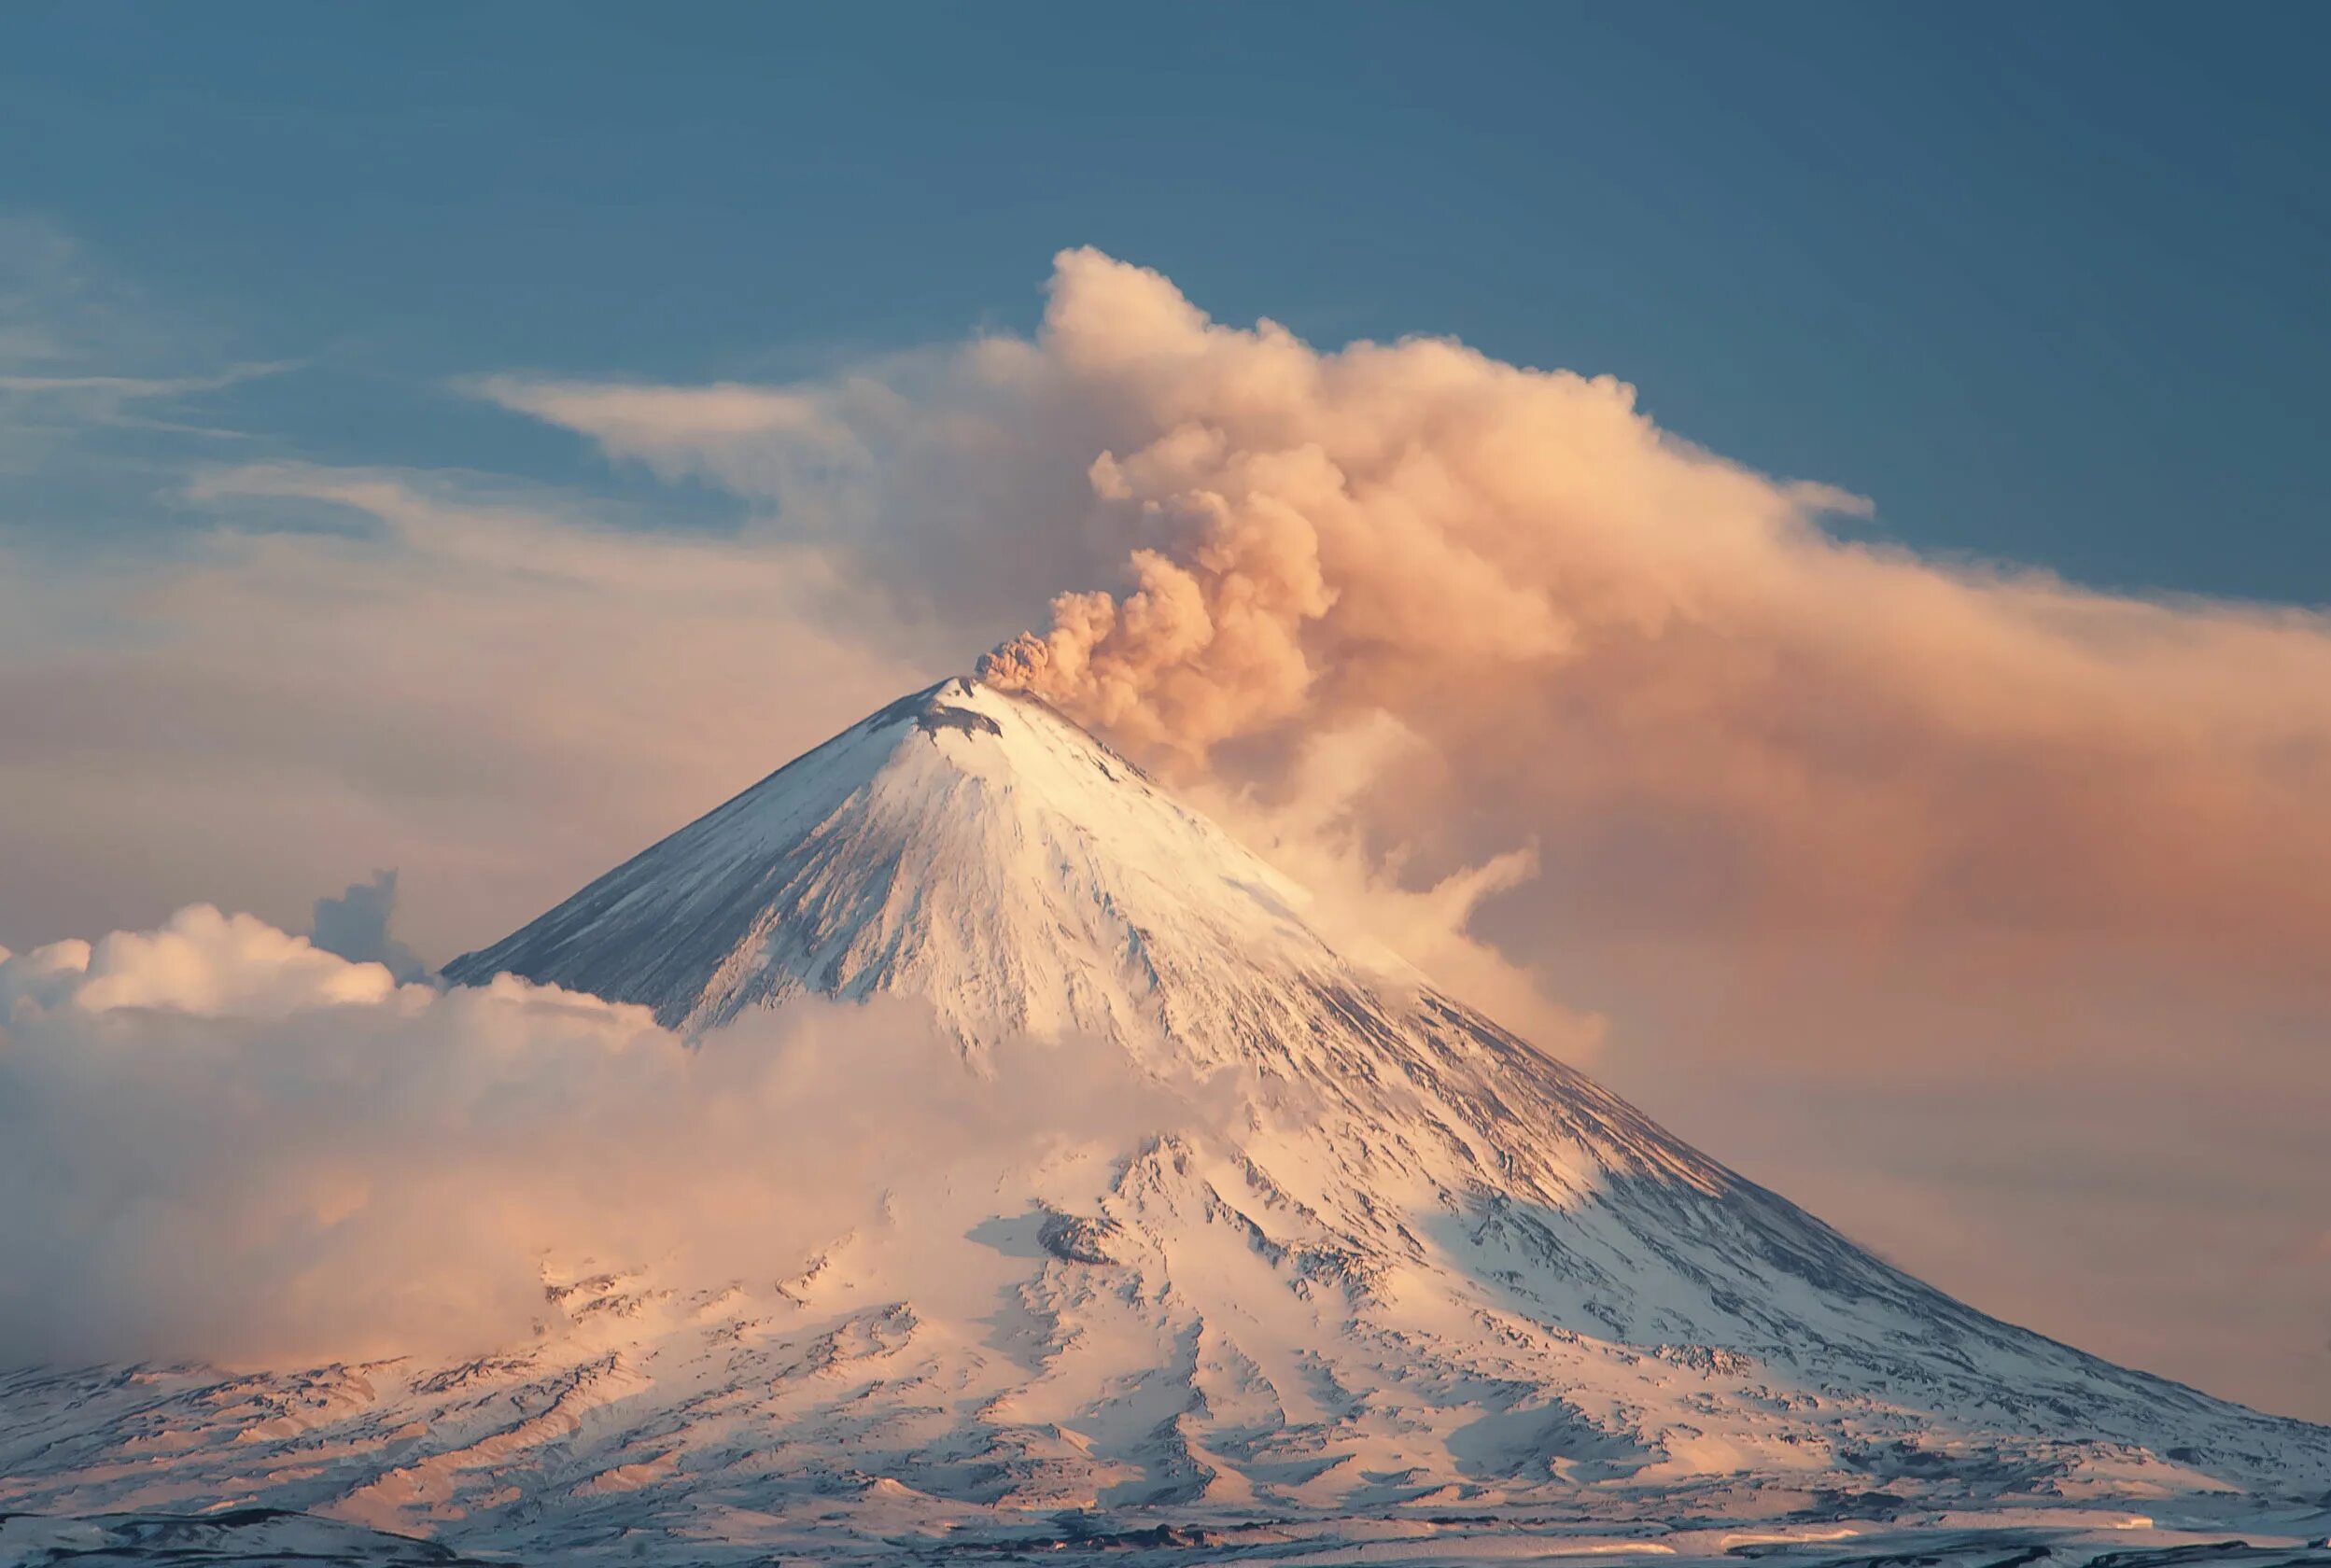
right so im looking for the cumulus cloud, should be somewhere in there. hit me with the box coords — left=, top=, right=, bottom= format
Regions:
left=0, top=906, right=1205, bottom=1366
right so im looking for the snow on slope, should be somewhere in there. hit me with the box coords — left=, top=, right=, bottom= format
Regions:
left=5, top=678, right=2326, bottom=1565
left=444, top=677, right=1361, bottom=1051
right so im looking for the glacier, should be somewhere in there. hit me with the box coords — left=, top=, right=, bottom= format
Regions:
left=3, top=677, right=2326, bottom=1567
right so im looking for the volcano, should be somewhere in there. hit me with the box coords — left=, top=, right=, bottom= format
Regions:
left=5, top=677, right=2326, bottom=1567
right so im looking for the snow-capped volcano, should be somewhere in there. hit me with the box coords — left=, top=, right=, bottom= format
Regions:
left=443, top=676, right=1367, bottom=1051
left=7, top=678, right=2328, bottom=1566
left=439, top=676, right=2323, bottom=1479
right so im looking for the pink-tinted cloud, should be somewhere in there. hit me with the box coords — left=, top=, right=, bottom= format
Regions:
left=0, top=905, right=1207, bottom=1365
left=480, top=250, right=2331, bottom=988
left=0, top=465, right=926, bottom=957
left=962, top=253, right=2331, bottom=988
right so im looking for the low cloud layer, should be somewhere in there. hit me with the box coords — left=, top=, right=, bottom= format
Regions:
left=0, top=906, right=1195, bottom=1365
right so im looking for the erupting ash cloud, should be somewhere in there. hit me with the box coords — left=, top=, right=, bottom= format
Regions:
left=1022, top=256, right=2331, bottom=967
left=489, top=248, right=2331, bottom=988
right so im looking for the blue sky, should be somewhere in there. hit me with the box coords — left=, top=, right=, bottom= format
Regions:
left=4, top=1, right=2325, bottom=600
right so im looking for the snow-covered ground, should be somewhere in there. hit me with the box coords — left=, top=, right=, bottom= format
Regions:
left=3, top=678, right=2325, bottom=1566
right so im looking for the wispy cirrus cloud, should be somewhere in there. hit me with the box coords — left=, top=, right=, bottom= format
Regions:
left=0, top=214, right=296, bottom=471
left=0, top=461, right=922, bottom=958
left=0, top=360, right=296, bottom=444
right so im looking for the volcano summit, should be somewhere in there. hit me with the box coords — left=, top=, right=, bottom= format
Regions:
left=4, top=678, right=2325, bottom=1567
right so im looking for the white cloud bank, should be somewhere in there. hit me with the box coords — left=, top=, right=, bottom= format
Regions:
left=0, top=905, right=1187, bottom=1367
